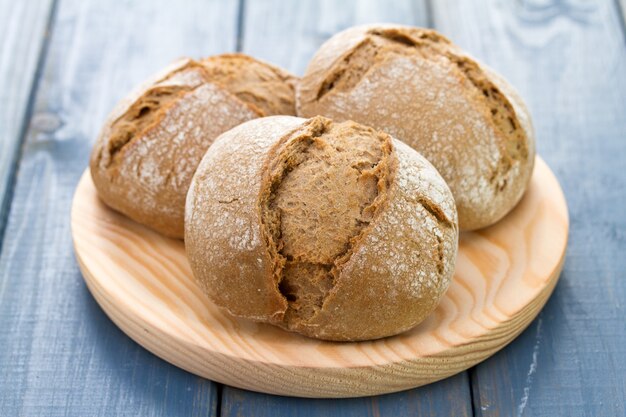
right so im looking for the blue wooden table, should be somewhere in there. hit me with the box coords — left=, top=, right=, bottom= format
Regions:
left=1, top=0, right=624, bottom=416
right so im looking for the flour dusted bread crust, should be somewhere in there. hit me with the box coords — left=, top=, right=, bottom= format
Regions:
left=185, top=115, right=458, bottom=341
left=297, top=24, right=535, bottom=230
left=90, top=54, right=296, bottom=238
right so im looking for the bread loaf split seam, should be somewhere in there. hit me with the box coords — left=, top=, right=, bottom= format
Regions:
left=185, top=115, right=458, bottom=341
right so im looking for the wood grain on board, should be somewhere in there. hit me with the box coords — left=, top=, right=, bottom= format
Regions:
left=432, top=1, right=626, bottom=416
left=71, top=157, right=568, bottom=398
left=0, top=0, right=54, bottom=243
left=0, top=0, right=241, bottom=415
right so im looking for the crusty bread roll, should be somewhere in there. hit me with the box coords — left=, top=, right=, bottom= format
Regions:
left=185, top=115, right=458, bottom=341
left=90, top=54, right=297, bottom=238
left=297, top=24, right=535, bottom=231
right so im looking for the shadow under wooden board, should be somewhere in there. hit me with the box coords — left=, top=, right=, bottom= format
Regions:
left=70, top=156, right=568, bottom=398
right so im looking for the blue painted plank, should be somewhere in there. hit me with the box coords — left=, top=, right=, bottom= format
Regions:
left=222, top=0, right=474, bottom=414
left=432, top=1, right=626, bottom=416
left=240, top=0, right=432, bottom=74
left=0, top=0, right=242, bottom=415
left=0, top=0, right=54, bottom=245
left=222, top=374, right=472, bottom=417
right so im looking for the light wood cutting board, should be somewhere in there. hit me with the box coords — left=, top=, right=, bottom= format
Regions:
left=71, top=156, right=568, bottom=398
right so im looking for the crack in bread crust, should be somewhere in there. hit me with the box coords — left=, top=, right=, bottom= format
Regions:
left=414, top=195, right=455, bottom=229
left=100, top=61, right=209, bottom=168
left=315, top=38, right=379, bottom=100
left=315, top=27, right=449, bottom=101
left=105, top=85, right=198, bottom=166
left=258, top=116, right=395, bottom=329
left=405, top=195, right=455, bottom=277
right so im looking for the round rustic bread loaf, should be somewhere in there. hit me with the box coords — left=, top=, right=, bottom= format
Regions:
left=185, top=115, right=458, bottom=341
left=90, top=54, right=297, bottom=238
left=297, top=24, right=535, bottom=231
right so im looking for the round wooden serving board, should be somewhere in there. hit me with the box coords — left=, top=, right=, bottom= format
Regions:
left=71, top=156, right=568, bottom=398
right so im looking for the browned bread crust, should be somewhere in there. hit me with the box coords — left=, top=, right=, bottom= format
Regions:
left=90, top=55, right=297, bottom=238
left=185, top=115, right=458, bottom=341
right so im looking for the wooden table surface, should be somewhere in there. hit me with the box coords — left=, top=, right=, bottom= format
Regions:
left=0, top=0, right=624, bottom=416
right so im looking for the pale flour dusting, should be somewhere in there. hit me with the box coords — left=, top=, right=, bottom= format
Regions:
left=115, top=81, right=258, bottom=220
